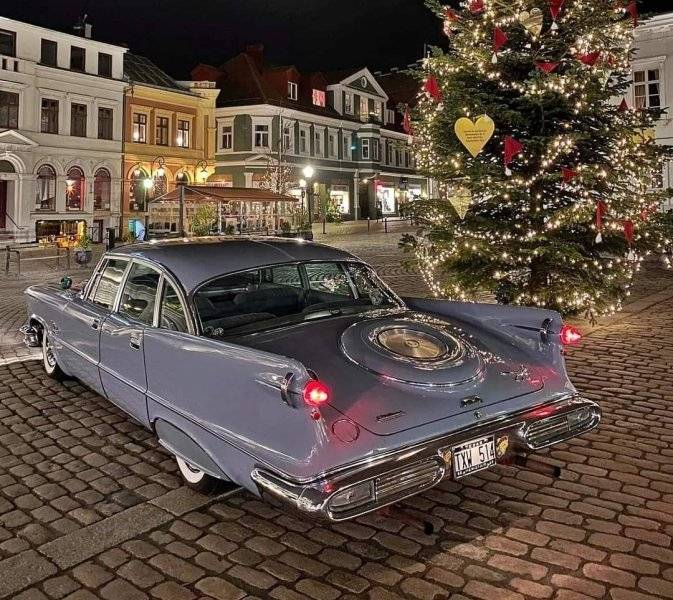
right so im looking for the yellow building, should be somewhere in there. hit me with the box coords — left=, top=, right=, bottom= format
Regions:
left=122, top=53, right=219, bottom=238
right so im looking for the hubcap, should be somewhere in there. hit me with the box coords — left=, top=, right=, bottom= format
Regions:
left=44, top=336, right=56, bottom=368
left=377, top=327, right=451, bottom=361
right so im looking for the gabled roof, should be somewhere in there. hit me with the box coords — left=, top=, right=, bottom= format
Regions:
left=376, top=71, right=419, bottom=107
left=125, top=53, right=195, bottom=94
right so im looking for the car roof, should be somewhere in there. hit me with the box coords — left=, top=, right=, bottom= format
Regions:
left=109, top=237, right=360, bottom=293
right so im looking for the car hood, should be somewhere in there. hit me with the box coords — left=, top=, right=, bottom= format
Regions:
left=233, top=308, right=545, bottom=436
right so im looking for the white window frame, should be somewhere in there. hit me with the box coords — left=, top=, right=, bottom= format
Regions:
left=299, top=125, right=310, bottom=155
left=385, top=140, right=394, bottom=165
left=281, top=118, right=295, bottom=155
left=632, top=57, right=666, bottom=110
left=219, top=117, right=234, bottom=153
left=314, top=127, right=324, bottom=158
left=344, top=92, right=353, bottom=114
left=395, top=145, right=403, bottom=166
left=386, top=109, right=396, bottom=125
left=372, top=139, right=380, bottom=161
left=343, top=133, right=352, bottom=160
left=327, top=129, right=338, bottom=159
left=252, top=117, right=273, bottom=150
left=362, top=138, right=370, bottom=160
left=359, top=96, right=369, bottom=121
left=288, top=81, right=298, bottom=101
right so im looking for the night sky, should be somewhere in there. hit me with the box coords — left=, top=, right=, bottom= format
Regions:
left=1, top=0, right=670, bottom=78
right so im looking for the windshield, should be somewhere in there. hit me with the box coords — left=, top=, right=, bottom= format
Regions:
left=194, top=261, right=401, bottom=337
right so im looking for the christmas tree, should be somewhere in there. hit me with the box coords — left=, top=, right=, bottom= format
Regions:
left=402, top=0, right=673, bottom=318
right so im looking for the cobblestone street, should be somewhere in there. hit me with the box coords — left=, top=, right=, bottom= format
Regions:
left=1, top=226, right=673, bottom=600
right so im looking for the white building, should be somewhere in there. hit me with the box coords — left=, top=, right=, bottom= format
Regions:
left=0, top=16, right=126, bottom=243
left=633, top=12, right=673, bottom=211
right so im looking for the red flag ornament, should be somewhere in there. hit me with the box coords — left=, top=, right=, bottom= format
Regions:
left=577, top=51, right=601, bottom=66
left=468, top=0, right=485, bottom=14
left=492, top=27, right=508, bottom=63
left=595, top=200, right=608, bottom=243
left=550, top=0, right=565, bottom=30
left=618, top=98, right=629, bottom=112
left=623, top=219, right=635, bottom=245
left=424, top=76, right=442, bottom=102
left=625, top=1, right=638, bottom=27
left=402, top=106, right=413, bottom=135
left=443, top=8, right=460, bottom=36
left=504, top=136, right=524, bottom=175
left=562, top=167, right=578, bottom=182
left=536, top=61, right=560, bottom=74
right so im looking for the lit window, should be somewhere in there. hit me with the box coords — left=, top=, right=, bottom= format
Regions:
left=132, top=113, right=147, bottom=143
left=156, top=117, right=169, bottom=146
left=254, top=124, right=270, bottom=148
left=221, top=125, right=233, bottom=151
left=634, top=69, right=661, bottom=109
left=362, top=138, right=370, bottom=160
left=177, top=120, right=190, bottom=148
left=36, top=165, right=56, bottom=211
left=288, top=81, right=298, bottom=101
left=66, top=167, right=85, bottom=211
left=344, top=92, right=353, bottom=114
left=359, top=96, right=368, bottom=121
left=313, top=89, right=326, bottom=107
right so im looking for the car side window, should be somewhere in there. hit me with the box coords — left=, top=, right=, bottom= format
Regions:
left=91, top=259, right=128, bottom=310
left=118, top=262, right=161, bottom=325
left=304, top=263, right=354, bottom=298
left=268, top=265, right=302, bottom=289
left=159, top=281, right=189, bottom=333
left=86, top=259, right=108, bottom=301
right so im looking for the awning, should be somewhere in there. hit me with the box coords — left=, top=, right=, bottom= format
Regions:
left=149, top=185, right=298, bottom=204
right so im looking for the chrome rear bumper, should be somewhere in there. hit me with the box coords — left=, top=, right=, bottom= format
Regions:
left=251, top=394, right=601, bottom=522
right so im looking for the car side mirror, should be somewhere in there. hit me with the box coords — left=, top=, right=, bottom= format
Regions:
left=60, top=276, right=72, bottom=290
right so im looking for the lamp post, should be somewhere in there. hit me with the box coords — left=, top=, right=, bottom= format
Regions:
left=302, top=166, right=315, bottom=235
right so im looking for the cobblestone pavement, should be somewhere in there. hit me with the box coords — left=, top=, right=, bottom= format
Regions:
left=1, top=227, right=673, bottom=599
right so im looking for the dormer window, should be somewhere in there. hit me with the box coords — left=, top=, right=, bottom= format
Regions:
left=312, top=89, right=326, bottom=107
left=288, top=81, right=298, bottom=101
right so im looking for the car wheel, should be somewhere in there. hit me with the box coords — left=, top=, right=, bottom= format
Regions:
left=42, top=329, right=66, bottom=381
left=175, top=456, right=222, bottom=494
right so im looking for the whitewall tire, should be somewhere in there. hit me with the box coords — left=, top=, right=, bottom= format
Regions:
left=42, top=330, right=65, bottom=380
left=175, top=456, right=222, bottom=493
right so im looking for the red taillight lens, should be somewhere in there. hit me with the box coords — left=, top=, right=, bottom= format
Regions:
left=560, top=324, right=582, bottom=345
left=303, top=380, right=330, bottom=406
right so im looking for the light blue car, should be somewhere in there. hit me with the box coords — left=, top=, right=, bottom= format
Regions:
left=22, top=238, right=600, bottom=522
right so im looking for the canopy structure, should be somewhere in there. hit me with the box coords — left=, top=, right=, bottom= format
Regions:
left=147, top=185, right=299, bottom=237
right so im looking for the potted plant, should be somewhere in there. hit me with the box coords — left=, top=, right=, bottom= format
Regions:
left=73, top=232, right=93, bottom=266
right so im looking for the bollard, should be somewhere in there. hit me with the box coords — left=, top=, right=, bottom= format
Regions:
left=322, top=217, right=326, bottom=235
left=4, top=246, right=9, bottom=276
left=384, top=218, right=388, bottom=233
left=367, top=217, right=371, bottom=233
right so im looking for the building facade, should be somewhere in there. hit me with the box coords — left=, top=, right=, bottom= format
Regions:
left=192, top=46, right=427, bottom=222
left=632, top=13, right=673, bottom=211
left=0, top=17, right=126, bottom=243
left=122, top=54, right=219, bottom=239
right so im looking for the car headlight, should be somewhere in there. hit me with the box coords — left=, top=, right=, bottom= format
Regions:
left=329, top=481, right=375, bottom=513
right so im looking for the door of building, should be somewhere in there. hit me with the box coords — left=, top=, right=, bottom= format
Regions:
left=0, top=181, right=7, bottom=229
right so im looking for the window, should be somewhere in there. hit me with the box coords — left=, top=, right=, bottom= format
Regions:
left=344, top=92, right=353, bottom=114
left=386, top=141, right=393, bottom=165
left=119, top=262, right=161, bottom=325
left=634, top=69, right=661, bottom=109
left=0, top=91, right=19, bottom=129
left=156, top=116, right=169, bottom=146
left=404, top=148, right=411, bottom=168
left=98, top=107, right=113, bottom=140
left=41, top=99, right=59, bottom=134
left=395, top=146, right=403, bottom=166
left=177, top=120, right=190, bottom=148
left=132, top=113, right=147, bottom=143
left=288, top=81, right=298, bottom=101
left=70, top=103, right=87, bottom=137
left=361, top=138, right=370, bottom=160
left=160, top=281, right=188, bottom=332
left=36, top=165, right=56, bottom=211
left=282, top=122, right=293, bottom=153
left=70, top=46, right=85, bottom=71
left=359, top=96, right=368, bottom=120
left=343, top=134, right=351, bottom=160
left=0, top=30, right=16, bottom=57
left=328, top=132, right=337, bottom=158
left=313, top=89, right=326, bottom=107
left=254, top=124, right=270, bottom=148
left=94, top=169, right=111, bottom=210
left=40, top=39, right=58, bottom=66
left=314, top=129, right=323, bottom=157
left=386, top=109, right=396, bottom=125
left=305, top=263, right=353, bottom=297
left=221, top=124, right=233, bottom=151
left=372, top=139, right=380, bottom=161
left=98, top=53, right=112, bottom=77
left=66, top=167, right=85, bottom=210
left=92, top=259, right=128, bottom=310
left=299, top=128, right=308, bottom=154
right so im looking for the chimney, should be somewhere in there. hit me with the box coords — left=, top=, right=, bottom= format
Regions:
left=73, top=15, right=92, bottom=39
left=245, top=44, right=264, bottom=69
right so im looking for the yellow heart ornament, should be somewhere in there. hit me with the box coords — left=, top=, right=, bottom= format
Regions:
left=454, top=115, right=495, bottom=158
left=448, top=187, right=472, bottom=220
left=519, top=8, right=544, bottom=37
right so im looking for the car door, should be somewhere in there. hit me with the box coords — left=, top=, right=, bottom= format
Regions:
left=98, top=260, right=161, bottom=428
left=55, top=258, right=128, bottom=394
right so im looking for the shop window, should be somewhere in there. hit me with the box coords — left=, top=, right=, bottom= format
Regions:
left=330, top=186, right=350, bottom=215
left=66, top=167, right=85, bottom=211
left=36, top=165, right=56, bottom=211
left=0, top=91, right=19, bottom=129
left=94, top=169, right=111, bottom=210
left=378, top=185, right=396, bottom=215
left=70, top=103, right=87, bottom=137
left=156, top=117, right=169, bottom=146
left=133, top=113, right=147, bottom=143
left=41, top=99, right=59, bottom=134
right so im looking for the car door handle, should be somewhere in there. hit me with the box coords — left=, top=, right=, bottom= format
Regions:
left=50, top=321, right=60, bottom=333
left=91, top=319, right=100, bottom=330
left=129, top=334, right=142, bottom=350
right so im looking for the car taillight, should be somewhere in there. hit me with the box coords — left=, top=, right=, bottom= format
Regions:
left=560, top=324, right=582, bottom=345
left=303, top=380, right=330, bottom=406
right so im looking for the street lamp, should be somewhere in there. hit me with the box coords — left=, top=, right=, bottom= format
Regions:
left=302, top=166, right=315, bottom=233
left=195, top=160, right=209, bottom=183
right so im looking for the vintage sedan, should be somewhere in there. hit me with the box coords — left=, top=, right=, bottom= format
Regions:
left=22, top=238, right=600, bottom=522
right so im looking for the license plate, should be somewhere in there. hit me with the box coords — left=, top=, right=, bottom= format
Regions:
left=451, top=436, right=496, bottom=479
